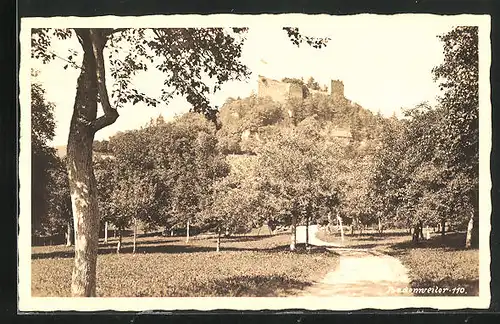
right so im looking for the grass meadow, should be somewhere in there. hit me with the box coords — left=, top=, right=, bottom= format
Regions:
left=388, top=232, right=479, bottom=296
left=32, top=226, right=479, bottom=297
left=31, top=232, right=339, bottom=297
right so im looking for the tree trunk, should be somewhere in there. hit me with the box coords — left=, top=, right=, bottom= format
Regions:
left=290, top=214, right=297, bottom=251
left=412, top=223, right=420, bottom=243
left=424, top=226, right=431, bottom=240
left=66, top=221, right=73, bottom=247
left=466, top=188, right=479, bottom=249
left=67, top=28, right=121, bottom=297
left=337, top=214, right=344, bottom=243
left=113, top=228, right=116, bottom=238
left=116, top=229, right=122, bottom=254
left=465, top=212, right=475, bottom=248
left=441, top=219, right=446, bottom=237
left=186, top=219, right=190, bottom=243
left=132, top=217, right=137, bottom=254
left=378, top=217, right=382, bottom=235
left=216, top=227, right=221, bottom=252
left=104, top=221, right=108, bottom=243
left=327, top=212, right=333, bottom=234
left=305, top=215, right=309, bottom=249
left=472, top=212, right=479, bottom=248
left=67, top=30, right=101, bottom=297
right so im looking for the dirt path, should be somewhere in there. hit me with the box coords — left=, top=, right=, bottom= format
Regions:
left=296, top=225, right=411, bottom=296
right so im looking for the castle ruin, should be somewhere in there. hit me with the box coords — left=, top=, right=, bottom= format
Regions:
left=257, top=76, right=345, bottom=103
left=254, top=76, right=352, bottom=142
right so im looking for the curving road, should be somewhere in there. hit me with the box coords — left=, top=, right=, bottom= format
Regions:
left=296, top=225, right=412, bottom=297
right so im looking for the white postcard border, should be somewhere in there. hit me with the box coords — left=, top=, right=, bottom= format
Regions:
left=18, top=13, right=492, bottom=312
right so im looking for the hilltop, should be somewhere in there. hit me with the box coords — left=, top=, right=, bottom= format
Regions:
left=216, top=76, right=382, bottom=155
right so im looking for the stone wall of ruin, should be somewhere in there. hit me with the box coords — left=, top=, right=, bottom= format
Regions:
left=258, top=76, right=346, bottom=104
left=257, top=76, right=291, bottom=102
left=257, top=76, right=304, bottom=102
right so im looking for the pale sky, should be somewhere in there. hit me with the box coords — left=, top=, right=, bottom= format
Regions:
left=32, top=17, right=460, bottom=146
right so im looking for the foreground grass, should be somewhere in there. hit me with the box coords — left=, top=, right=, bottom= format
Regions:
left=32, top=233, right=339, bottom=297
left=387, top=232, right=479, bottom=296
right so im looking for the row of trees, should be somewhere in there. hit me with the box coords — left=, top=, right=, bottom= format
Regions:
left=93, top=113, right=230, bottom=252
left=31, top=72, right=73, bottom=245
left=368, top=26, right=479, bottom=247
left=93, top=113, right=351, bottom=252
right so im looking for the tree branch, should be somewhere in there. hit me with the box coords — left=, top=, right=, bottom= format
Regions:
left=88, top=29, right=119, bottom=133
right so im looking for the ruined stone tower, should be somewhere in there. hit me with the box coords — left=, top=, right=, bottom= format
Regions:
left=330, top=80, right=344, bottom=100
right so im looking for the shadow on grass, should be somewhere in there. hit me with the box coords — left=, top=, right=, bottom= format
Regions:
left=32, top=240, right=335, bottom=260
left=96, top=234, right=273, bottom=247
left=389, top=232, right=471, bottom=255
left=32, top=244, right=217, bottom=259
left=317, top=231, right=412, bottom=246
left=347, top=235, right=410, bottom=242
left=383, top=232, right=480, bottom=297
left=190, top=274, right=312, bottom=297
left=97, top=237, right=183, bottom=249
left=344, top=243, right=380, bottom=249
left=223, top=234, right=274, bottom=242
left=344, top=231, right=410, bottom=238
left=262, top=243, right=337, bottom=255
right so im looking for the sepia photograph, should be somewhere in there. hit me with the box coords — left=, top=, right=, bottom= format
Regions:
left=18, top=14, right=491, bottom=311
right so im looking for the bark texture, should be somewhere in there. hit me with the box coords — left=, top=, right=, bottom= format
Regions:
left=67, top=30, right=100, bottom=297
left=104, top=221, right=108, bottom=243
left=116, top=229, right=122, bottom=254
left=412, top=221, right=424, bottom=243
left=133, top=217, right=137, bottom=254
left=290, top=214, right=297, bottom=251
left=67, top=29, right=119, bottom=297
left=336, top=214, right=344, bottom=243
left=65, top=221, right=73, bottom=247
left=465, top=189, right=479, bottom=249
left=465, top=211, right=479, bottom=249
left=441, top=219, right=446, bottom=237
left=305, top=215, right=309, bottom=248
left=216, top=227, right=221, bottom=252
